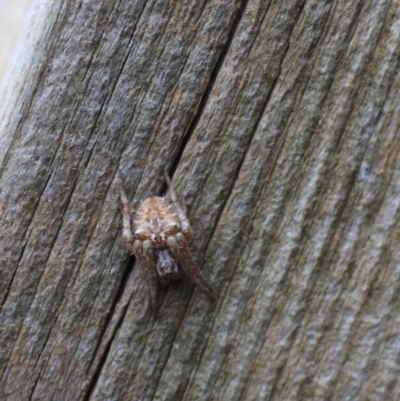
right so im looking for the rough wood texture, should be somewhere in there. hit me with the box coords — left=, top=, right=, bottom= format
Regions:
left=1, top=0, right=400, bottom=400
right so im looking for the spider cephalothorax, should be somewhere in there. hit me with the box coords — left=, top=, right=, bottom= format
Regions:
left=118, top=172, right=214, bottom=309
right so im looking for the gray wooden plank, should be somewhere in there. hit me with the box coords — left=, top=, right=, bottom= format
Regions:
left=1, top=0, right=400, bottom=400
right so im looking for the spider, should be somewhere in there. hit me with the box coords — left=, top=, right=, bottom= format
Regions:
left=117, top=171, right=214, bottom=309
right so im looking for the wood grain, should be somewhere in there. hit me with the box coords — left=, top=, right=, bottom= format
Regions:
left=1, top=0, right=400, bottom=400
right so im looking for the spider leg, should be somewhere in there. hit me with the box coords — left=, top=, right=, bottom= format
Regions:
left=164, top=173, right=192, bottom=240
left=168, top=233, right=214, bottom=302
left=118, top=171, right=157, bottom=310
left=117, top=171, right=135, bottom=252
left=134, top=240, right=158, bottom=310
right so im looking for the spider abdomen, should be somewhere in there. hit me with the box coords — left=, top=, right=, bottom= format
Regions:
left=134, top=196, right=180, bottom=246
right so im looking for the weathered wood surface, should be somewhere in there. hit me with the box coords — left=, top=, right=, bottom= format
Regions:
left=1, top=0, right=400, bottom=400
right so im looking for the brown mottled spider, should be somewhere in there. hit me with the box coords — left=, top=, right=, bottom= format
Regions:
left=117, top=171, right=214, bottom=309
